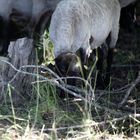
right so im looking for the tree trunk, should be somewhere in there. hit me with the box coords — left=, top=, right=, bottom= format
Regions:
left=0, top=37, right=37, bottom=105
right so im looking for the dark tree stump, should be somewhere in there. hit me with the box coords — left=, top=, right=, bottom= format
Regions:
left=0, top=37, right=37, bottom=105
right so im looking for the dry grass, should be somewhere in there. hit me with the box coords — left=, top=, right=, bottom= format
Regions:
left=0, top=21, right=139, bottom=140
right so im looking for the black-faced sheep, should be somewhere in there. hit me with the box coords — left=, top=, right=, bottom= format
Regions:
left=49, top=0, right=121, bottom=87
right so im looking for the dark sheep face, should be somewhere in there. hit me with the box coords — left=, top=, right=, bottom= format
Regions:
left=55, top=52, right=81, bottom=77
left=47, top=53, right=81, bottom=98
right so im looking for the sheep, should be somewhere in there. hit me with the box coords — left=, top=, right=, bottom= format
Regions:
left=120, top=2, right=137, bottom=32
left=49, top=0, right=121, bottom=87
left=0, top=0, right=61, bottom=55
left=119, top=0, right=137, bottom=8
left=119, top=0, right=139, bottom=32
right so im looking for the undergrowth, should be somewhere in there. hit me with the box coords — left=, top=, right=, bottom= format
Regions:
left=0, top=27, right=140, bottom=140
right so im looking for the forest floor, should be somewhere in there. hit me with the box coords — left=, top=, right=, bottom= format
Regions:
left=0, top=26, right=139, bottom=139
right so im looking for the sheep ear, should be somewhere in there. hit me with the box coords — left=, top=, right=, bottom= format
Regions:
left=35, top=10, right=53, bottom=35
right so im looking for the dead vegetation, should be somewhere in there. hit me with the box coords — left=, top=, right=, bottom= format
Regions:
left=0, top=25, right=139, bottom=139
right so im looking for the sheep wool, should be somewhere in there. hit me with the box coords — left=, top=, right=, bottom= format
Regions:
left=49, top=0, right=121, bottom=58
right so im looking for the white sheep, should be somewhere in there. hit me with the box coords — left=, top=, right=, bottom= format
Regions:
left=49, top=0, right=121, bottom=59
left=49, top=0, right=122, bottom=88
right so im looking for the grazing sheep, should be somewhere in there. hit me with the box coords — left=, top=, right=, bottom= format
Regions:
left=49, top=0, right=121, bottom=87
left=50, top=0, right=120, bottom=59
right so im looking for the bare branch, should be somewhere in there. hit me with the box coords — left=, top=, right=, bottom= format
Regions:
left=119, top=71, right=140, bottom=107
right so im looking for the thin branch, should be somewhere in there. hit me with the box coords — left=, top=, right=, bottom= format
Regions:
left=32, top=79, right=88, bottom=102
left=112, top=64, right=140, bottom=70
left=119, top=71, right=140, bottom=107
left=1, top=60, right=92, bottom=102
left=42, top=114, right=140, bottom=132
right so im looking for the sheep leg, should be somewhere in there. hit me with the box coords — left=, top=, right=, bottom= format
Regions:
left=95, top=45, right=114, bottom=88
left=105, top=17, right=119, bottom=86
left=105, top=47, right=114, bottom=86
left=0, top=19, right=9, bottom=56
left=79, top=48, right=88, bottom=64
left=96, top=47, right=106, bottom=89
left=86, top=46, right=106, bottom=89
left=107, top=0, right=120, bottom=84
left=78, top=44, right=91, bottom=79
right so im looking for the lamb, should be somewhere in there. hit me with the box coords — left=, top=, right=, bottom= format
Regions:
left=49, top=0, right=121, bottom=87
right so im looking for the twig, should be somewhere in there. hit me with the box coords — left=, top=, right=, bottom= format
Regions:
left=0, top=60, right=63, bottom=84
left=104, top=100, right=140, bottom=113
left=95, top=83, right=130, bottom=95
left=55, top=76, right=95, bottom=99
left=42, top=113, right=140, bottom=132
left=112, top=64, right=140, bottom=70
left=0, top=60, right=95, bottom=102
left=32, top=79, right=88, bottom=102
left=119, top=71, right=140, bottom=107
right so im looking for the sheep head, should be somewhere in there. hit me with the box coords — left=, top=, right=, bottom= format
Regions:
left=55, top=52, right=81, bottom=77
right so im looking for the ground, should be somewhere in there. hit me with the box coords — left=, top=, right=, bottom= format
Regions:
left=0, top=22, right=140, bottom=140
